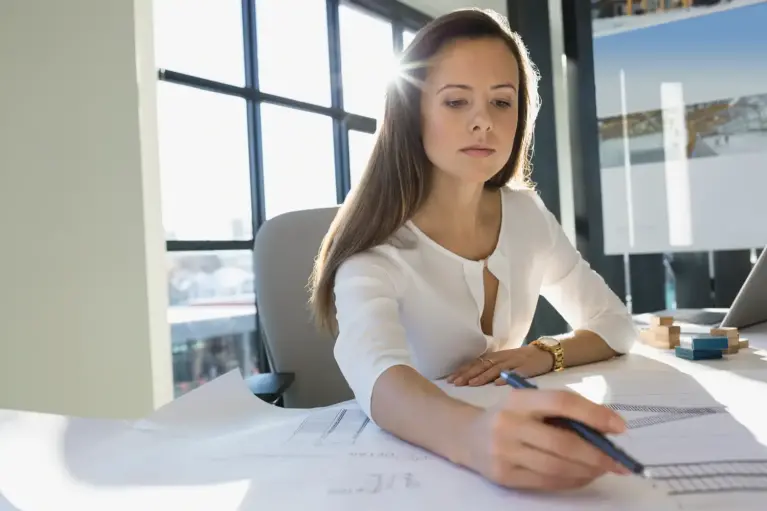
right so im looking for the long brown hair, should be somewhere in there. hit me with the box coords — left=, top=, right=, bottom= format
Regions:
left=309, top=8, right=540, bottom=334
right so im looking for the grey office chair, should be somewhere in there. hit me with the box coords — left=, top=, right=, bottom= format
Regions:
left=253, top=206, right=354, bottom=408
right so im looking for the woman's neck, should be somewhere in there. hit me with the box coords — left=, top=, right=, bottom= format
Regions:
left=412, top=173, right=499, bottom=241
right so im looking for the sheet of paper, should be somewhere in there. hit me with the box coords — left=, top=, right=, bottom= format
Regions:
left=134, top=368, right=307, bottom=435
left=183, top=398, right=674, bottom=511
left=0, top=406, right=253, bottom=509
left=0, top=370, right=673, bottom=510
left=437, top=350, right=767, bottom=510
left=0, top=491, right=19, bottom=511
left=0, top=370, right=305, bottom=509
left=602, top=371, right=767, bottom=510
left=4, top=358, right=766, bottom=510
left=232, top=449, right=675, bottom=511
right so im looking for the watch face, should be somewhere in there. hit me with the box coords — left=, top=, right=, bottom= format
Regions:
left=538, top=337, right=560, bottom=348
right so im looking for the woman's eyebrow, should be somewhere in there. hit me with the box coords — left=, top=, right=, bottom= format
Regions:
left=436, top=83, right=517, bottom=93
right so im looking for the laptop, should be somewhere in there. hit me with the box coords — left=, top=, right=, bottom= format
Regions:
left=649, top=247, right=767, bottom=330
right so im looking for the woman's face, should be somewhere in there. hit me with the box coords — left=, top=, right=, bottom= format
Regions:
left=420, top=37, right=520, bottom=185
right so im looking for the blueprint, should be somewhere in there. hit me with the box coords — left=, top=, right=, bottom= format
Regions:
left=604, top=402, right=728, bottom=429
left=437, top=359, right=767, bottom=510
left=647, top=459, right=767, bottom=495
left=2, top=363, right=767, bottom=510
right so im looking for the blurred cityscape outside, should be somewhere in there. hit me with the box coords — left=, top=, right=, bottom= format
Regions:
left=166, top=248, right=254, bottom=307
left=599, top=92, right=767, bottom=167
left=171, top=335, right=253, bottom=398
left=167, top=247, right=256, bottom=398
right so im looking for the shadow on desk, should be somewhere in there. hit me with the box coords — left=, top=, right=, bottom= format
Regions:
left=53, top=349, right=767, bottom=509
left=0, top=491, right=20, bottom=510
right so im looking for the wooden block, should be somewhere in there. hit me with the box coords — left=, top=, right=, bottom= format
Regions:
left=657, top=325, right=681, bottom=342
left=640, top=329, right=668, bottom=348
left=651, top=316, right=674, bottom=327
left=709, top=327, right=739, bottom=354
left=639, top=329, right=655, bottom=343
left=664, top=325, right=682, bottom=348
left=739, top=338, right=749, bottom=349
left=710, top=327, right=739, bottom=339
left=725, top=335, right=740, bottom=354
left=666, top=330, right=681, bottom=348
left=640, top=326, right=679, bottom=349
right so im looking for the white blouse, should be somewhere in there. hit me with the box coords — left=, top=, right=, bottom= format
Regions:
left=332, top=185, right=637, bottom=418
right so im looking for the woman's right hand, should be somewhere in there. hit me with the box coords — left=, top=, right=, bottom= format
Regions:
left=459, top=389, right=630, bottom=491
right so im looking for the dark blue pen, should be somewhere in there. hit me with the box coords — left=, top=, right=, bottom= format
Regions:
left=499, top=370, right=646, bottom=477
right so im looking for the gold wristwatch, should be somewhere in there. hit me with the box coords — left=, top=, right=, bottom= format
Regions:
left=530, top=337, right=565, bottom=372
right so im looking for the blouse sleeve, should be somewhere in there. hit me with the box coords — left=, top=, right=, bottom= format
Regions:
left=530, top=192, right=638, bottom=353
left=333, top=250, right=414, bottom=419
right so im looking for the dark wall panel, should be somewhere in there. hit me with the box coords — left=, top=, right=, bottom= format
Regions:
left=713, top=250, right=753, bottom=307
left=506, top=0, right=568, bottom=340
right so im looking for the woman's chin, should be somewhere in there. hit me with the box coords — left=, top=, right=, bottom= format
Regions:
left=432, top=164, right=504, bottom=186
left=462, top=169, right=503, bottom=185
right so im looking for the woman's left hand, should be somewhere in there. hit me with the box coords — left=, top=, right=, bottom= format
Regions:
left=447, top=345, right=554, bottom=387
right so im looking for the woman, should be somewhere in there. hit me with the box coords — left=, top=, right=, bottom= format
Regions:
left=309, top=8, right=638, bottom=491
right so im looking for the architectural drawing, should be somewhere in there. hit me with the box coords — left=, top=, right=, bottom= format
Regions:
left=605, top=402, right=728, bottom=429
left=647, top=459, right=767, bottom=495
left=288, top=408, right=370, bottom=446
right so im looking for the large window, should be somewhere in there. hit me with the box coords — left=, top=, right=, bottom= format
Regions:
left=154, top=0, right=428, bottom=394
left=339, top=3, right=396, bottom=121
left=153, top=0, right=245, bottom=85
left=591, top=1, right=767, bottom=310
left=348, top=129, right=376, bottom=188
left=403, top=28, right=417, bottom=49
left=256, top=0, right=332, bottom=105
left=260, top=104, right=338, bottom=219
left=156, top=82, right=252, bottom=241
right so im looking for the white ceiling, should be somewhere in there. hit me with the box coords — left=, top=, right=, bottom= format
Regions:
left=400, top=0, right=507, bottom=18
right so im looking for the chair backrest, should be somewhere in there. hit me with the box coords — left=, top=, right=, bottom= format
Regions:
left=253, top=206, right=353, bottom=408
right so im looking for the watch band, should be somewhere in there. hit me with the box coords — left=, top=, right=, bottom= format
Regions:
left=530, top=338, right=565, bottom=372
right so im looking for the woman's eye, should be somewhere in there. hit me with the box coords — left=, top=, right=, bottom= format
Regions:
left=494, top=99, right=512, bottom=109
left=445, top=99, right=467, bottom=108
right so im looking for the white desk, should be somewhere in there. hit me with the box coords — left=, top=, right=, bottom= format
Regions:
left=1, top=323, right=766, bottom=510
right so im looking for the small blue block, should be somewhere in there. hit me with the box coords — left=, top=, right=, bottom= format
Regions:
left=687, top=336, right=729, bottom=351
left=675, top=346, right=723, bottom=361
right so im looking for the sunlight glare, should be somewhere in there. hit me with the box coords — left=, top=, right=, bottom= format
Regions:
left=688, top=370, right=767, bottom=446
left=566, top=375, right=609, bottom=404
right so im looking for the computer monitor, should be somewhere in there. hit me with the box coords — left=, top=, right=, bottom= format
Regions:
left=721, top=247, right=767, bottom=329
left=651, top=247, right=767, bottom=329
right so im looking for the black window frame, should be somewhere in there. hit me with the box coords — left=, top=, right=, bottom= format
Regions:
left=159, top=0, right=430, bottom=372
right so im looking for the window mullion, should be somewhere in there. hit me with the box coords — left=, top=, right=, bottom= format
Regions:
left=327, top=0, right=351, bottom=201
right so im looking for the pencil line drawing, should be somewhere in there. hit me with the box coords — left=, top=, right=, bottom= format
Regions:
left=606, top=403, right=726, bottom=414
left=328, top=472, right=420, bottom=495
left=605, top=403, right=728, bottom=430
left=322, top=409, right=346, bottom=441
left=647, top=459, right=767, bottom=495
left=287, top=408, right=369, bottom=446
left=352, top=417, right=371, bottom=444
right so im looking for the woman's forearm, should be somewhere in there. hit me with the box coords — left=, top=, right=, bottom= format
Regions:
left=369, top=365, right=481, bottom=466
left=559, top=329, right=621, bottom=368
